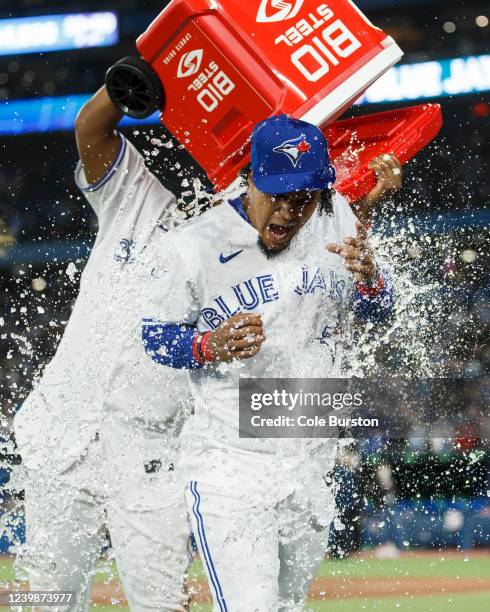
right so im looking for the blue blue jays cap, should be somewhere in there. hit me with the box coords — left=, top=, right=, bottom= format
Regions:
left=250, top=114, right=336, bottom=195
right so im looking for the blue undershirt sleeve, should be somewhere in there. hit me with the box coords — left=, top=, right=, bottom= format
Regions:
left=352, top=273, right=395, bottom=324
left=142, top=321, right=204, bottom=370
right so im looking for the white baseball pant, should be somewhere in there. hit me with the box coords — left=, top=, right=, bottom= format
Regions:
left=184, top=457, right=335, bottom=612
left=17, top=438, right=191, bottom=612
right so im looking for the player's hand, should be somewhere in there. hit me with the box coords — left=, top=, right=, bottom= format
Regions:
left=366, top=153, right=403, bottom=205
left=208, top=313, right=265, bottom=363
left=351, top=153, right=402, bottom=224
left=327, top=221, right=378, bottom=284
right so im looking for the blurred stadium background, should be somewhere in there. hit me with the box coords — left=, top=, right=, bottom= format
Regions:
left=0, top=0, right=489, bottom=609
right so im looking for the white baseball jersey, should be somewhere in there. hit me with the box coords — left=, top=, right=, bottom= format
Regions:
left=144, top=194, right=358, bottom=457
left=143, top=195, right=370, bottom=611
left=14, top=134, right=191, bottom=477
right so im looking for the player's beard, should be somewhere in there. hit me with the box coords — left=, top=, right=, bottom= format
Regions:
left=257, top=236, right=290, bottom=258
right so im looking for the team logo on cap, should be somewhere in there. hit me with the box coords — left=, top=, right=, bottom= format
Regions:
left=256, top=0, right=304, bottom=23
left=273, top=134, right=311, bottom=167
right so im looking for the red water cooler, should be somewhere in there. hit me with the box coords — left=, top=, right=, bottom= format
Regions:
left=106, top=1, right=442, bottom=198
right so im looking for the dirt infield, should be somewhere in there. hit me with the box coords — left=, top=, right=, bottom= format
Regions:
left=309, top=576, right=490, bottom=601
left=89, top=551, right=490, bottom=606
left=185, top=575, right=490, bottom=605
left=2, top=552, right=489, bottom=606
left=2, top=575, right=489, bottom=606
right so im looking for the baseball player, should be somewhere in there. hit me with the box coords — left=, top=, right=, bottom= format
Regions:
left=142, top=115, right=395, bottom=611
left=14, top=86, right=192, bottom=612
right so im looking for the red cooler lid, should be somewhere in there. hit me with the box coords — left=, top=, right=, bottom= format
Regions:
left=327, top=103, right=443, bottom=202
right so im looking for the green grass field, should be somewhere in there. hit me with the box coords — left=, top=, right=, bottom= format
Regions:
left=1, top=552, right=489, bottom=611
left=189, top=594, right=490, bottom=612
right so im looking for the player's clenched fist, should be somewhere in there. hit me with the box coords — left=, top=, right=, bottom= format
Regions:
left=327, top=221, right=378, bottom=284
left=208, top=313, right=265, bottom=363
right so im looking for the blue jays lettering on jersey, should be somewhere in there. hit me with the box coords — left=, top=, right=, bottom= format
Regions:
left=201, top=272, right=279, bottom=329
left=294, top=266, right=345, bottom=301
left=200, top=266, right=347, bottom=331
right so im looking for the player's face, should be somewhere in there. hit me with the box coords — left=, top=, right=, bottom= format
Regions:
left=245, top=175, right=321, bottom=253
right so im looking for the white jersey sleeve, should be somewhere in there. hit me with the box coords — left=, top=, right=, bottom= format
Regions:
left=74, top=132, right=177, bottom=234
left=141, top=232, right=201, bottom=326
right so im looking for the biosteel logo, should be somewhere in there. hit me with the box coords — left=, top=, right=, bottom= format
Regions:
left=256, top=0, right=305, bottom=23
left=177, top=49, right=203, bottom=78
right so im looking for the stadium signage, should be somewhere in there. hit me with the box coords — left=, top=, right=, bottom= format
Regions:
left=0, top=12, right=118, bottom=56
left=358, top=54, right=490, bottom=104
left=1, top=55, right=488, bottom=136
